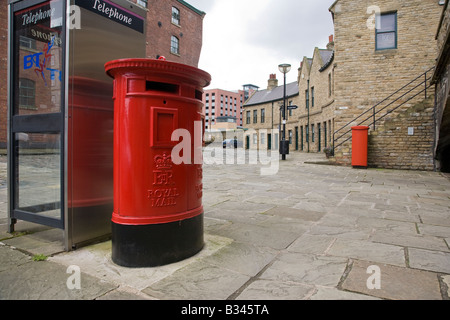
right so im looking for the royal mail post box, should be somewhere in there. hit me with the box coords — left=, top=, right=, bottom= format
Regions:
left=351, top=126, right=370, bottom=169
left=105, top=58, right=211, bottom=267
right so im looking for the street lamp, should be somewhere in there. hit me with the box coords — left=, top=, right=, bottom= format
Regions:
left=278, top=63, right=291, bottom=160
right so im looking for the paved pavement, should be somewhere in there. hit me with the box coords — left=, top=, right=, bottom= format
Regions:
left=0, top=151, right=450, bottom=301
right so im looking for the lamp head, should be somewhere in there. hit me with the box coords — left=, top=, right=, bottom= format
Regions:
left=278, top=63, right=291, bottom=74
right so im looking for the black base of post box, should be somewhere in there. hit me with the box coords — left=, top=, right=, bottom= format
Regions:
left=111, top=214, right=204, bottom=267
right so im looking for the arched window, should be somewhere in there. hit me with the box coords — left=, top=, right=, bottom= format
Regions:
left=172, top=7, right=180, bottom=25
left=171, top=36, right=179, bottom=55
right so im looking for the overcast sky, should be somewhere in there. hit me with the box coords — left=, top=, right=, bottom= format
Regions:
left=186, top=0, right=336, bottom=91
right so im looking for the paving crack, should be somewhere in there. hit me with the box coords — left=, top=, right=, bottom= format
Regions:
left=226, top=252, right=281, bottom=300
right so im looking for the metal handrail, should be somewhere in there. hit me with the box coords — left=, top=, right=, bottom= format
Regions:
left=332, top=66, right=435, bottom=153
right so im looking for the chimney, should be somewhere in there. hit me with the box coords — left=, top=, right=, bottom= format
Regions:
left=267, top=74, right=278, bottom=90
left=327, top=34, right=334, bottom=50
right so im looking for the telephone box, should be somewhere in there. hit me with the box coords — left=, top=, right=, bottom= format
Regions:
left=105, top=58, right=211, bottom=267
left=8, top=0, right=146, bottom=250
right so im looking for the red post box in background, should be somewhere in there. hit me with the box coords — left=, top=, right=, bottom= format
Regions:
left=351, top=126, right=370, bottom=169
left=105, top=58, right=211, bottom=267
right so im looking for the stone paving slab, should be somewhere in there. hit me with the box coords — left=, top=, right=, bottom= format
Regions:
left=259, top=252, right=348, bottom=287
left=142, top=261, right=250, bottom=300
left=326, top=238, right=406, bottom=267
left=341, top=260, right=443, bottom=300
left=0, top=245, right=116, bottom=300
left=370, top=230, right=450, bottom=252
left=408, top=248, right=450, bottom=274
left=209, top=222, right=300, bottom=250
left=236, top=280, right=314, bottom=300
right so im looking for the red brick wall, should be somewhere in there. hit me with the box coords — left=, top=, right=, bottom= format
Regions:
left=145, top=0, right=204, bottom=67
left=0, top=3, right=8, bottom=148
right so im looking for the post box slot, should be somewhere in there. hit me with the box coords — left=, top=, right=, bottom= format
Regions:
left=195, top=90, right=203, bottom=101
left=146, top=81, right=179, bottom=94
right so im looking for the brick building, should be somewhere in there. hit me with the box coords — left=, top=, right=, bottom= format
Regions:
left=141, top=0, right=205, bottom=67
left=0, top=0, right=205, bottom=148
left=0, top=2, right=9, bottom=149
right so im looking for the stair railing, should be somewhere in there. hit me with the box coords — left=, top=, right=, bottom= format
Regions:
left=332, top=66, right=435, bottom=154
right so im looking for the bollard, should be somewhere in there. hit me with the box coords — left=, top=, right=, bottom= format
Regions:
left=105, top=58, right=211, bottom=267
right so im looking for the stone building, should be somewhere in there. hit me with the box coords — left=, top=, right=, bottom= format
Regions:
left=0, top=0, right=205, bottom=148
left=297, top=42, right=335, bottom=154
left=242, top=38, right=335, bottom=154
left=432, top=0, right=450, bottom=172
left=242, top=76, right=298, bottom=151
left=330, top=0, right=443, bottom=170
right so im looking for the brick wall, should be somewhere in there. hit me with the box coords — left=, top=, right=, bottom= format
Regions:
left=0, top=3, right=8, bottom=147
left=145, top=0, right=204, bottom=67
left=330, top=0, right=442, bottom=167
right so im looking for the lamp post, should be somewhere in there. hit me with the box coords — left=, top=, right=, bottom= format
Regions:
left=278, top=63, right=291, bottom=161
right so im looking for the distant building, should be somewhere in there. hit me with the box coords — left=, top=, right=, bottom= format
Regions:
left=242, top=36, right=335, bottom=153
left=202, top=88, right=246, bottom=130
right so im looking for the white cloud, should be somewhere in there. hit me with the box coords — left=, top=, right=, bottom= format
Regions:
left=188, top=0, right=335, bottom=91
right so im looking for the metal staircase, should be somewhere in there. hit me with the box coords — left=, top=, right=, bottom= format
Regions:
left=332, top=67, right=435, bottom=154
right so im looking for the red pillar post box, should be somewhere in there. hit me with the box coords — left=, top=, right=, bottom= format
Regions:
left=351, top=126, right=370, bottom=169
left=105, top=58, right=211, bottom=267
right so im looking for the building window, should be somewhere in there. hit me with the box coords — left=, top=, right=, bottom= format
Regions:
left=311, top=124, right=315, bottom=142
left=137, top=0, right=148, bottom=8
left=376, top=12, right=397, bottom=50
left=253, top=133, right=258, bottom=145
left=329, top=73, right=332, bottom=97
left=288, top=130, right=292, bottom=144
left=246, top=111, right=251, bottom=124
left=172, top=7, right=180, bottom=25
left=305, top=89, right=309, bottom=109
left=261, top=133, right=265, bottom=145
left=19, top=78, right=36, bottom=109
left=311, top=87, right=315, bottom=107
left=171, top=36, right=179, bottom=55
left=19, top=36, right=36, bottom=50
left=261, top=108, right=265, bottom=123
left=253, top=110, right=258, bottom=124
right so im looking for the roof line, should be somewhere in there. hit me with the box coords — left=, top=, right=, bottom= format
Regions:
left=176, top=0, right=205, bottom=16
